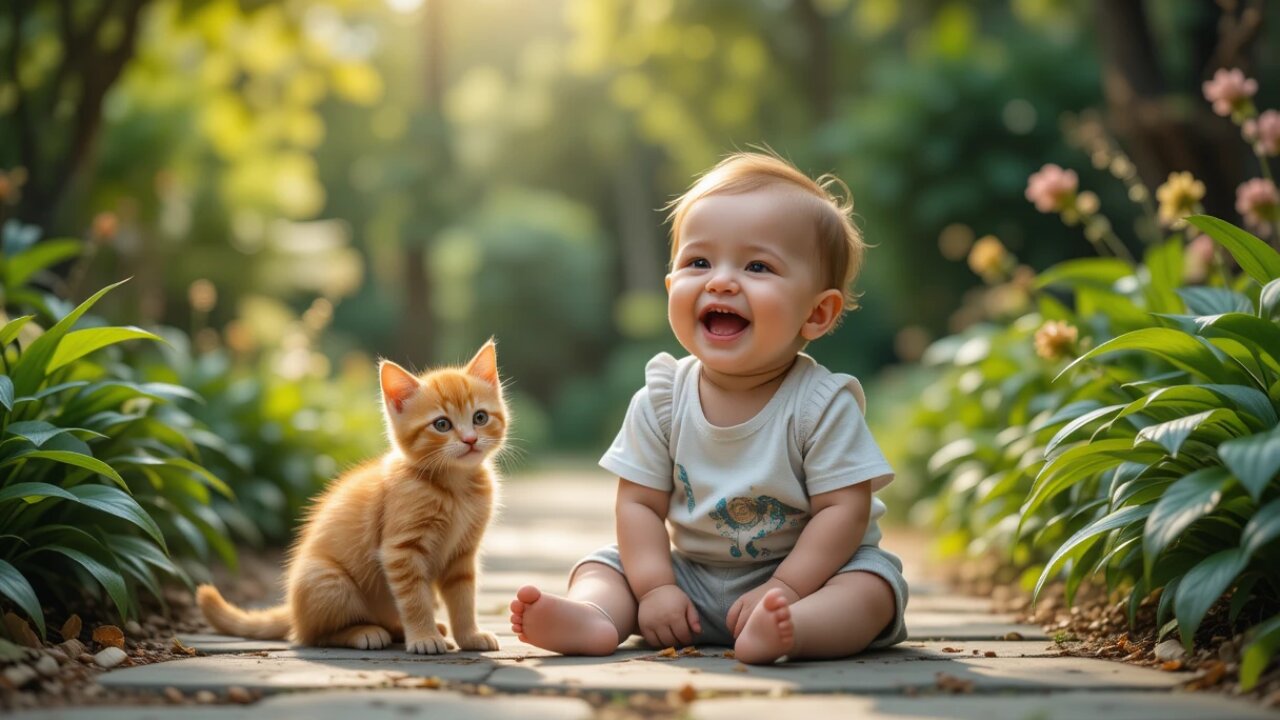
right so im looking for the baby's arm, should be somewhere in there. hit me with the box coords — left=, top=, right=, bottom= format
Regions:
left=773, top=480, right=879, bottom=595
left=616, top=479, right=702, bottom=647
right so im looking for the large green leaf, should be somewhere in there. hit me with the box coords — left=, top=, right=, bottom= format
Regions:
left=1133, top=409, right=1247, bottom=458
left=1241, top=613, right=1280, bottom=690
left=0, top=450, right=127, bottom=490
left=1023, top=440, right=1163, bottom=521
left=4, top=420, right=73, bottom=447
left=1174, top=548, right=1249, bottom=652
left=1035, top=258, right=1134, bottom=290
left=1045, top=403, right=1127, bottom=456
left=0, top=481, right=77, bottom=504
left=0, top=315, right=33, bottom=348
left=1178, top=287, right=1254, bottom=316
left=112, top=454, right=233, bottom=500
left=1034, top=504, right=1152, bottom=601
left=1218, top=426, right=1280, bottom=502
left=1142, top=466, right=1231, bottom=578
left=1056, top=328, right=1235, bottom=384
left=1241, top=497, right=1280, bottom=558
left=47, top=327, right=165, bottom=373
left=1187, top=215, right=1280, bottom=285
left=5, top=239, right=82, bottom=289
left=1260, top=278, right=1280, bottom=320
left=1143, top=237, right=1183, bottom=314
left=10, top=280, right=129, bottom=397
left=65, top=485, right=167, bottom=551
left=1194, top=313, right=1280, bottom=369
left=1117, top=384, right=1277, bottom=428
left=0, top=559, right=44, bottom=638
left=40, top=543, right=131, bottom=620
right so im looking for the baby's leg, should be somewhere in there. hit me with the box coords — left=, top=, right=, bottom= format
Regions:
left=735, top=571, right=895, bottom=664
left=510, top=562, right=636, bottom=656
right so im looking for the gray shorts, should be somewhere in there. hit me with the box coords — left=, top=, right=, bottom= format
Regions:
left=570, top=544, right=909, bottom=649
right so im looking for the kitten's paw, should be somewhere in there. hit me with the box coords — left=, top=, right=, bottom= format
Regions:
left=405, top=633, right=451, bottom=655
left=455, top=629, right=500, bottom=651
left=344, top=625, right=392, bottom=650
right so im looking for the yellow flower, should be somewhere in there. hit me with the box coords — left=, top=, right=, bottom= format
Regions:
left=967, top=235, right=1008, bottom=282
left=1156, top=172, right=1206, bottom=227
left=1034, top=321, right=1078, bottom=361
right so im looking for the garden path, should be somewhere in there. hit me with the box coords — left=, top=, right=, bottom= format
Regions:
left=12, top=468, right=1275, bottom=719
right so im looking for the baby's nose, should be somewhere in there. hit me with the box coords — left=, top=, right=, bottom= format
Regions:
left=705, top=271, right=739, bottom=293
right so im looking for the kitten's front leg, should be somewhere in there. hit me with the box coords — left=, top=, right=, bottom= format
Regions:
left=382, top=541, right=450, bottom=654
left=439, top=552, right=499, bottom=651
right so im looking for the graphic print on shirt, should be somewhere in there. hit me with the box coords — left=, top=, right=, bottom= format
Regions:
left=709, top=494, right=805, bottom=558
left=675, top=464, right=696, bottom=511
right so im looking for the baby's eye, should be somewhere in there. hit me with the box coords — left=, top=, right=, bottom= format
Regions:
left=688, top=258, right=710, bottom=269
left=746, top=261, right=771, bottom=273
left=473, top=410, right=489, bottom=426
left=432, top=417, right=452, bottom=432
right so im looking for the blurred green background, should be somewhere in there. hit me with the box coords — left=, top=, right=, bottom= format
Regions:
left=3, top=0, right=1277, bottom=473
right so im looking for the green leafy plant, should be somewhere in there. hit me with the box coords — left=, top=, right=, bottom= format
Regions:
left=0, top=227, right=232, bottom=638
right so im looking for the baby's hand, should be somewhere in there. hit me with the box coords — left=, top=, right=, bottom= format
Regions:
left=636, top=584, right=702, bottom=649
left=727, top=576, right=801, bottom=639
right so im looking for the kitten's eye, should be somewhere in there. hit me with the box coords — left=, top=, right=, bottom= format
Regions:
left=473, top=410, right=489, bottom=426
left=746, top=261, right=771, bottom=273
left=432, top=418, right=452, bottom=432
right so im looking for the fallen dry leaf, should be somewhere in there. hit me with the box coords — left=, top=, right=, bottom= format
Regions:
left=1185, top=660, right=1226, bottom=690
left=679, top=646, right=703, bottom=657
left=658, top=646, right=677, bottom=657
left=1161, top=660, right=1183, bottom=672
left=722, top=649, right=736, bottom=659
left=935, top=672, right=975, bottom=694
left=171, top=638, right=197, bottom=656
left=1003, top=631, right=1024, bottom=641
left=4, top=612, right=41, bottom=648
left=984, top=651, right=997, bottom=658
left=674, top=683, right=697, bottom=703
left=92, top=625, right=124, bottom=650
left=60, top=614, right=82, bottom=642
left=942, top=646, right=964, bottom=653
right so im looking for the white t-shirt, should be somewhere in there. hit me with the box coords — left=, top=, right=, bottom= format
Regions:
left=599, top=352, right=894, bottom=567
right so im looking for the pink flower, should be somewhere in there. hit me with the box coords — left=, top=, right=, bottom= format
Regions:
left=1184, top=234, right=1216, bottom=283
left=1203, top=68, right=1258, bottom=117
left=1243, top=110, right=1280, bottom=156
left=1025, top=164, right=1079, bottom=213
left=1236, top=178, right=1280, bottom=237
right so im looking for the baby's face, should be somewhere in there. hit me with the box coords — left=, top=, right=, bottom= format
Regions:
left=666, top=187, right=834, bottom=377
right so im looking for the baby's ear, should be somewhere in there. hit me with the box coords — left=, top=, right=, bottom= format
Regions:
left=801, top=289, right=844, bottom=341
left=465, top=338, right=500, bottom=388
left=380, top=360, right=419, bottom=414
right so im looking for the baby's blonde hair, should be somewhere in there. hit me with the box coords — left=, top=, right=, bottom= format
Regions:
left=665, top=151, right=866, bottom=313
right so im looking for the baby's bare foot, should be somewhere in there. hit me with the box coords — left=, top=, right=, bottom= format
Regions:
left=509, top=585, right=619, bottom=656
left=733, top=588, right=795, bottom=664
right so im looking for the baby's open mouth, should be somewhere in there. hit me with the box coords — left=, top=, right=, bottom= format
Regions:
left=700, top=308, right=751, bottom=337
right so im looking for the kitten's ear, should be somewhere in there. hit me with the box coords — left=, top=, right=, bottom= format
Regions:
left=380, top=360, right=419, bottom=413
left=465, top=339, right=500, bottom=388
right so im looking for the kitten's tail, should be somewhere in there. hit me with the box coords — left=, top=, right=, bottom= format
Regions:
left=196, top=584, right=291, bottom=640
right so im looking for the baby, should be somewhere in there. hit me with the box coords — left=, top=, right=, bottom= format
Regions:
left=510, top=152, right=908, bottom=664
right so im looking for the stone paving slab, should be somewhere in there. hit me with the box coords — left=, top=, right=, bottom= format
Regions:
left=97, top=654, right=495, bottom=692
left=689, top=691, right=1278, bottom=720
left=483, top=654, right=1185, bottom=694
left=11, top=690, right=593, bottom=720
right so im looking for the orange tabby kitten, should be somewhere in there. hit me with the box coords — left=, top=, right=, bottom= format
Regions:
left=196, top=340, right=506, bottom=653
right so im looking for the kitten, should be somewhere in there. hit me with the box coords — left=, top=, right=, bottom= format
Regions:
left=196, top=340, right=506, bottom=653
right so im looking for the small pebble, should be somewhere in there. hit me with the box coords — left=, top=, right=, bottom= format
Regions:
left=93, top=647, right=128, bottom=669
left=125, top=620, right=143, bottom=636
left=3, top=664, right=38, bottom=688
left=45, top=648, right=69, bottom=664
left=60, top=639, right=85, bottom=658
left=34, top=654, right=59, bottom=676
left=194, top=690, right=217, bottom=704
left=164, top=686, right=185, bottom=704
left=1154, top=639, right=1186, bottom=662
left=227, top=686, right=253, bottom=704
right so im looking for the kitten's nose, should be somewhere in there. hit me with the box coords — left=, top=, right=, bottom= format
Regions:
left=461, top=434, right=478, bottom=446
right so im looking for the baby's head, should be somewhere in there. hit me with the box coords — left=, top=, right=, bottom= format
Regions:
left=664, top=152, right=866, bottom=376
